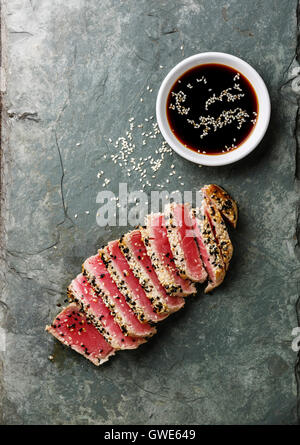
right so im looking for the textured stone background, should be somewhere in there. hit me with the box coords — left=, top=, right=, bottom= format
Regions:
left=0, top=0, right=300, bottom=425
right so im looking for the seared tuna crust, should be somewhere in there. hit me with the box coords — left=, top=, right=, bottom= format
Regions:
left=68, top=274, right=146, bottom=350
left=141, top=213, right=196, bottom=297
left=202, top=184, right=238, bottom=229
left=119, top=230, right=185, bottom=314
left=164, top=202, right=208, bottom=282
left=101, top=241, right=168, bottom=323
left=203, top=198, right=233, bottom=271
left=83, top=254, right=156, bottom=338
left=190, top=205, right=226, bottom=293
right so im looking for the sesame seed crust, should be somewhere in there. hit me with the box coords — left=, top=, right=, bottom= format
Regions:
left=192, top=205, right=226, bottom=293
left=82, top=262, right=155, bottom=339
left=101, top=248, right=149, bottom=323
left=164, top=202, right=208, bottom=283
left=82, top=265, right=132, bottom=336
left=68, top=277, right=147, bottom=350
left=101, top=244, right=166, bottom=324
left=164, top=203, right=188, bottom=279
left=120, top=230, right=185, bottom=314
left=140, top=214, right=196, bottom=296
left=203, top=198, right=233, bottom=271
left=140, top=221, right=182, bottom=296
left=202, top=184, right=238, bottom=229
left=119, top=232, right=170, bottom=315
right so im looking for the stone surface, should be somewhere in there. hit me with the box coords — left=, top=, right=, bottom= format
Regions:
left=0, top=0, right=300, bottom=425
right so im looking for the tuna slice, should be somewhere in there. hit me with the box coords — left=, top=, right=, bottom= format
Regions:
left=164, top=202, right=208, bottom=282
left=101, top=240, right=168, bottom=323
left=68, top=274, right=146, bottom=350
left=119, top=230, right=185, bottom=314
left=45, top=303, right=115, bottom=366
left=83, top=254, right=156, bottom=338
left=202, top=184, right=238, bottom=229
left=202, top=198, right=233, bottom=271
left=190, top=204, right=226, bottom=293
left=140, top=213, right=196, bottom=297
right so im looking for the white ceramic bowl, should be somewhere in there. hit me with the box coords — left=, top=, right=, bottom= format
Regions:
left=156, top=52, right=271, bottom=166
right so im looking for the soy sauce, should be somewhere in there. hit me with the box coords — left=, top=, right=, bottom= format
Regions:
left=166, top=64, right=258, bottom=155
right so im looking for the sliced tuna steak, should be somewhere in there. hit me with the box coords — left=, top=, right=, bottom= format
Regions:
left=190, top=205, right=226, bottom=293
left=68, top=274, right=146, bottom=350
left=101, top=241, right=168, bottom=323
left=164, top=202, right=208, bottom=282
left=140, top=213, right=196, bottom=297
left=203, top=198, right=233, bottom=271
left=119, top=230, right=185, bottom=314
left=45, top=303, right=115, bottom=366
left=202, top=184, right=238, bottom=228
left=83, top=254, right=156, bottom=338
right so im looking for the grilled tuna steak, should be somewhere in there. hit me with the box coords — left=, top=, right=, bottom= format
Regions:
left=68, top=274, right=146, bottom=350
left=101, top=240, right=168, bottom=323
left=190, top=204, right=226, bottom=293
left=202, top=184, right=238, bottom=229
left=46, top=184, right=238, bottom=366
left=164, top=202, right=208, bottom=282
left=45, top=303, right=115, bottom=366
left=140, top=213, right=196, bottom=297
left=203, top=198, right=233, bottom=271
left=83, top=254, right=156, bottom=338
left=119, top=230, right=185, bottom=314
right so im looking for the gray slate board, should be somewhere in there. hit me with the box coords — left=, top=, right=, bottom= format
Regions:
left=0, top=0, right=300, bottom=425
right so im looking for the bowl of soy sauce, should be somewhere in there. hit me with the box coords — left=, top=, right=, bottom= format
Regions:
left=156, top=52, right=270, bottom=166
